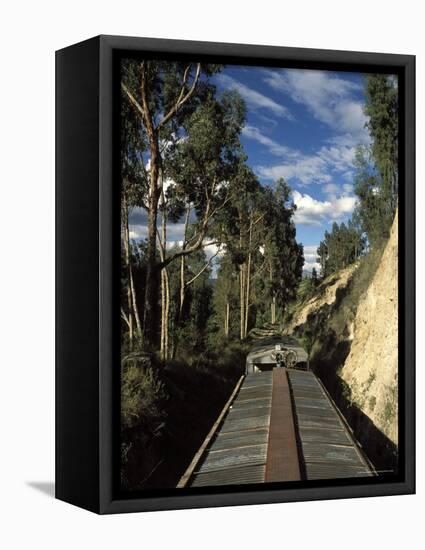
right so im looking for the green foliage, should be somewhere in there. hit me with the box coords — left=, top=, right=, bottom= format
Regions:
left=317, top=219, right=365, bottom=278
left=365, top=74, right=398, bottom=208
left=353, top=74, right=398, bottom=247
left=353, top=144, right=393, bottom=246
left=121, top=363, right=167, bottom=431
left=120, top=343, right=245, bottom=490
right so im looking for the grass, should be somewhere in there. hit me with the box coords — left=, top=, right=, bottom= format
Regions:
left=120, top=340, right=247, bottom=491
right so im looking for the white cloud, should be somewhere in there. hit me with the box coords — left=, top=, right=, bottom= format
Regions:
left=263, top=69, right=369, bottom=142
left=242, top=125, right=297, bottom=157
left=257, top=155, right=331, bottom=185
left=317, top=144, right=356, bottom=173
left=292, top=190, right=357, bottom=226
left=303, top=261, right=321, bottom=272
left=216, top=74, right=292, bottom=119
left=254, top=138, right=356, bottom=186
left=129, top=222, right=187, bottom=242
left=302, top=246, right=321, bottom=273
left=322, top=183, right=339, bottom=196
left=303, top=245, right=319, bottom=262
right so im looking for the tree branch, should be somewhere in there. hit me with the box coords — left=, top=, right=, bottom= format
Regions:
left=121, top=82, right=144, bottom=118
left=157, top=63, right=201, bottom=129
left=186, top=249, right=221, bottom=286
left=139, top=61, right=157, bottom=142
left=121, top=307, right=131, bottom=328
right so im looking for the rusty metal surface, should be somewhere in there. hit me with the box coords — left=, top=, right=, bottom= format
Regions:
left=265, top=368, right=301, bottom=482
left=287, top=369, right=374, bottom=480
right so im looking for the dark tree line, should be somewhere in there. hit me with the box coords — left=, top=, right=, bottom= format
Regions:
left=317, top=221, right=365, bottom=278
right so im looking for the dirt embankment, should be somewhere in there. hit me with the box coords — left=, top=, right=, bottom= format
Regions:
left=340, top=211, right=398, bottom=445
left=288, top=211, right=398, bottom=470
left=286, top=264, right=358, bottom=334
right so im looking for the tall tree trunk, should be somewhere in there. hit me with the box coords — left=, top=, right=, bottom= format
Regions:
left=160, top=268, right=165, bottom=358
left=239, top=210, right=245, bottom=341
left=179, top=256, right=185, bottom=318
left=159, top=192, right=170, bottom=361
left=122, top=194, right=142, bottom=340
left=240, top=264, right=245, bottom=340
left=160, top=267, right=170, bottom=361
left=179, top=205, right=191, bottom=319
left=126, top=258, right=134, bottom=349
left=164, top=268, right=170, bottom=359
left=143, top=152, right=160, bottom=349
left=244, top=256, right=251, bottom=338
left=244, top=211, right=253, bottom=339
left=269, top=263, right=276, bottom=325
left=128, top=310, right=133, bottom=349
left=129, top=263, right=141, bottom=337
left=225, top=300, right=230, bottom=338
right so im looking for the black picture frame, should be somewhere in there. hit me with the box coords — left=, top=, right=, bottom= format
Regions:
left=56, top=35, right=415, bottom=514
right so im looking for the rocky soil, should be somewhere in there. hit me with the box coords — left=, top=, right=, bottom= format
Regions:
left=286, top=211, right=399, bottom=469
left=340, top=211, right=398, bottom=444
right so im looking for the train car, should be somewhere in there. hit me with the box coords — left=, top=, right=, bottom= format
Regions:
left=178, top=340, right=375, bottom=487
left=246, top=335, right=309, bottom=374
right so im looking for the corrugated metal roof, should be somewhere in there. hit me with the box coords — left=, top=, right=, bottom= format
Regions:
left=182, top=367, right=374, bottom=488
left=287, top=369, right=374, bottom=480
left=188, top=372, right=272, bottom=487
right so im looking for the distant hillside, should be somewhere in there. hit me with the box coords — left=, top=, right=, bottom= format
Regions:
left=285, top=211, right=398, bottom=472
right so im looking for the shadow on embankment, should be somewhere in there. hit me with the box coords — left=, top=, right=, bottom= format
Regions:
left=315, top=350, right=398, bottom=475
left=292, top=265, right=398, bottom=475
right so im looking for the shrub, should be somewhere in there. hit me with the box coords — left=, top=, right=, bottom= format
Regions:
left=121, top=363, right=167, bottom=431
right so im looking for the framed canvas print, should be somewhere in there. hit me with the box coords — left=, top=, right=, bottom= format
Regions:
left=56, top=35, right=415, bottom=514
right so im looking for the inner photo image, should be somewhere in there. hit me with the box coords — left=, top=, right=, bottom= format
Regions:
left=119, top=57, right=399, bottom=491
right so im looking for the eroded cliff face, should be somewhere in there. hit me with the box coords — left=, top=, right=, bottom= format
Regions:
left=286, top=212, right=399, bottom=468
left=340, top=211, right=398, bottom=445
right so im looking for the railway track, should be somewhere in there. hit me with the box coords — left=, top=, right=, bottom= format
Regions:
left=178, top=367, right=375, bottom=488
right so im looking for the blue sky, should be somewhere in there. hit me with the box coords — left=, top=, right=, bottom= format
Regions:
left=213, top=65, right=370, bottom=271
left=129, top=64, right=371, bottom=272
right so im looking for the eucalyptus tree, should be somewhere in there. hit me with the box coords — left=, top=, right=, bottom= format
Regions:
left=353, top=145, right=386, bottom=246
left=352, top=75, right=398, bottom=249
left=259, top=179, right=304, bottom=325
left=364, top=74, right=398, bottom=214
left=164, top=91, right=246, bottom=325
left=213, top=252, right=239, bottom=339
left=213, top=162, right=262, bottom=339
left=316, top=219, right=365, bottom=277
left=120, top=72, right=148, bottom=348
left=121, top=58, right=221, bottom=349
